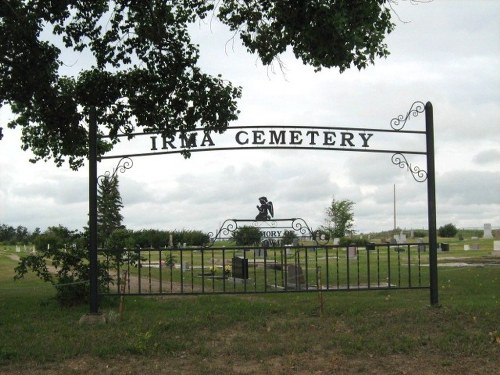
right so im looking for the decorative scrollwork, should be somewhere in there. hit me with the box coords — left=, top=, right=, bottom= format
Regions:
left=391, top=153, right=428, bottom=182
left=97, top=157, right=134, bottom=187
left=206, top=217, right=329, bottom=246
left=390, top=101, right=425, bottom=131
left=207, top=219, right=238, bottom=245
left=291, top=218, right=310, bottom=237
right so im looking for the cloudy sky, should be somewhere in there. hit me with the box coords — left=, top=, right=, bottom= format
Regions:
left=1, top=0, right=499, bottom=235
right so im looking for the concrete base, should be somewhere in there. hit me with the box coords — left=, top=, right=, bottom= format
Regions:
left=78, top=313, right=107, bottom=325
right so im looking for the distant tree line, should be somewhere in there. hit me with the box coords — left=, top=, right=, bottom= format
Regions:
left=1, top=224, right=210, bottom=248
left=0, top=224, right=40, bottom=244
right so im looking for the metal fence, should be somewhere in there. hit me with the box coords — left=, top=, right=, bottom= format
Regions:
left=100, top=242, right=430, bottom=296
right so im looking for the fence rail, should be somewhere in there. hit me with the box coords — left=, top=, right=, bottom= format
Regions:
left=100, top=243, right=430, bottom=296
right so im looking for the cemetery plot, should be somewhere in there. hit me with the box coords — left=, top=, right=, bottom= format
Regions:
left=100, top=243, right=430, bottom=296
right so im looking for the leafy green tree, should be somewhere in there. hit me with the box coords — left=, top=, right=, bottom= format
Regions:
left=15, top=225, right=30, bottom=244
left=0, top=224, right=16, bottom=243
left=97, top=174, right=124, bottom=248
left=1, top=1, right=395, bottom=169
left=232, top=226, right=263, bottom=246
left=438, top=223, right=458, bottom=238
left=282, top=230, right=298, bottom=245
left=322, top=196, right=355, bottom=239
left=14, top=225, right=112, bottom=306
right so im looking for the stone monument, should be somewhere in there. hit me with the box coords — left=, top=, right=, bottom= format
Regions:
left=483, top=223, right=493, bottom=239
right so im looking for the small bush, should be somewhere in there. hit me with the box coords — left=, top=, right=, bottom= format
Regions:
left=438, top=223, right=458, bottom=238
left=339, top=237, right=369, bottom=247
left=14, top=226, right=111, bottom=306
left=232, top=226, right=262, bottom=246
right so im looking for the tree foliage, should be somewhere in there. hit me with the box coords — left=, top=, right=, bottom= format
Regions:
left=1, top=1, right=395, bottom=169
left=232, top=226, right=263, bottom=246
left=438, top=223, right=458, bottom=238
left=322, top=196, right=355, bottom=238
left=282, top=230, right=298, bottom=245
left=14, top=225, right=111, bottom=306
left=97, top=174, right=124, bottom=247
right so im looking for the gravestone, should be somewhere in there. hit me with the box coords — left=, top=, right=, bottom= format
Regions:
left=417, top=238, right=426, bottom=252
left=232, top=257, right=249, bottom=279
left=255, top=248, right=267, bottom=257
left=483, top=223, right=493, bottom=239
left=347, top=245, right=357, bottom=259
left=394, top=232, right=407, bottom=244
left=493, top=241, right=500, bottom=256
left=333, top=238, right=340, bottom=246
left=287, top=264, right=305, bottom=289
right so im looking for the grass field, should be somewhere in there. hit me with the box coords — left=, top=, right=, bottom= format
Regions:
left=0, top=239, right=498, bottom=374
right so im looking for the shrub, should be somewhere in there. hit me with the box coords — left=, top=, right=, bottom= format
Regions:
left=339, top=237, right=369, bottom=247
left=438, top=223, right=458, bottom=238
left=14, top=226, right=112, bottom=306
left=282, top=230, right=298, bottom=245
left=232, top=226, right=262, bottom=246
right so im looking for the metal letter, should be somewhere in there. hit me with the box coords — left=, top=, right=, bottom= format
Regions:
left=323, top=131, right=336, bottom=146
left=340, top=132, right=355, bottom=147
left=162, top=135, right=176, bottom=149
left=289, top=130, right=303, bottom=145
left=306, top=131, right=320, bottom=145
left=180, top=133, right=197, bottom=148
left=269, top=130, right=286, bottom=145
left=359, top=133, right=373, bottom=148
left=235, top=131, right=249, bottom=145
left=150, top=136, right=158, bottom=151
left=253, top=130, right=266, bottom=145
left=200, top=132, right=215, bottom=147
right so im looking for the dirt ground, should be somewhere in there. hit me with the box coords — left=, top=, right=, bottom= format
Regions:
left=1, top=351, right=498, bottom=375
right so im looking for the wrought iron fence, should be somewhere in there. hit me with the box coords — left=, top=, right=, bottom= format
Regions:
left=100, top=242, right=430, bottom=296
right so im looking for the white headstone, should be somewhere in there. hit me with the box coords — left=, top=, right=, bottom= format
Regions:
left=16, top=246, right=20, bottom=253
left=394, top=233, right=407, bottom=244
left=333, top=238, right=340, bottom=245
left=483, top=223, right=493, bottom=239
left=493, top=241, right=500, bottom=256
left=348, top=245, right=357, bottom=259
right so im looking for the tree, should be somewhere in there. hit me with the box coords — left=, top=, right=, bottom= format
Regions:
left=232, top=226, right=263, bottom=246
left=0, top=224, right=16, bottom=243
left=97, top=174, right=124, bottom=248
left=438, top=223, right=458, bottom=238
left=14, top=225, right=112, bottom=306
left=282, top=230, right=298, bottom=245
left=322, top=196, right=355, bottom=239
left=1, top=1, right=395, bottom=169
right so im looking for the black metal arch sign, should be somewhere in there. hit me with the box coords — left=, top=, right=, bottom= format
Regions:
left=88, top=101, right=438, bottom=313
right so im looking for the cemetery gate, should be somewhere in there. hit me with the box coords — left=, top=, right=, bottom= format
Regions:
left=88, top=101, right=438, bottom=313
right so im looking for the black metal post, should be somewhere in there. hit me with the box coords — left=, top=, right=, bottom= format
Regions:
left=89, top=106, right=99, bottom=313
left=425, top=102, right=439, bottom=306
